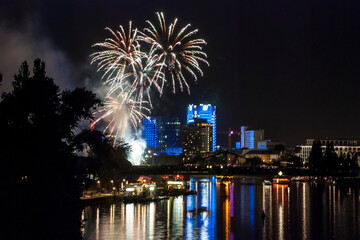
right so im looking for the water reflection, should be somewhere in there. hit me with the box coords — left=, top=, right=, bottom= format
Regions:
left=84, top=177, right=360, bottom=240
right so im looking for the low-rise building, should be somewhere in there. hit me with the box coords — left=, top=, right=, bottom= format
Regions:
left=243, top=149, right=281, bottom=164
left=299, top=138, right=360, bottom=161
left=257, top=140, right=284, bottom=150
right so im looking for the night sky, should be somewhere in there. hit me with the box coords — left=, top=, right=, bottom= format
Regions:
left=1, top=0, right=360, bottom=146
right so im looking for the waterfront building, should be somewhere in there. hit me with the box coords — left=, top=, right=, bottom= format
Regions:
left=187, top=104, right=216, bottom=152
left=240, top=126, right=248, bottom=148
left=243, top=149, right=281, bottom=164
left=299, top=138, right=360, bottom=161
left=182, top=119, right=213, bottom=156
left=143, top=116, right=182, bottom=156
left=240, top=126, right=264, bottom=149
left=257, top=140, right=284, bottom=150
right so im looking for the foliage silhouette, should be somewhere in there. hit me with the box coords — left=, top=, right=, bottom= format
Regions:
left=1, top=59, right=101, bottom=240
left=74, top=129, right=132, bottom=183
left=309, top=140, right=323, bottom=172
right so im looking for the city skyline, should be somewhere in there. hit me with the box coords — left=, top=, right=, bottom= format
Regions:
left=2, top=2, right=360, bottom=240
left=1, top=0, right=360, bottom=146
left=143, top=106, right=360, bottom=149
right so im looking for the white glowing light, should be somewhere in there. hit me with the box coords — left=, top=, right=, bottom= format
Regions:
left=167, top=181, right=183, bottom=185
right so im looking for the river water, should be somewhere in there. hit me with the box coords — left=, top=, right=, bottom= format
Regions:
left=83, top=176, right=360, bottom=240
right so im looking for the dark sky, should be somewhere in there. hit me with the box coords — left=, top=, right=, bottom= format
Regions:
left=1, top=0, right=360, bottom=146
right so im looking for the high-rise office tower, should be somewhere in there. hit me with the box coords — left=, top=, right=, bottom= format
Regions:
left=240, top=126, right=248, bottom=148
left=187, top=104, right=216, bottom=152
left=240, top=126, right=264, bottom=149
left=142, top=116, right=182, bottom=155
left=182, top=119, right=213, bottom=156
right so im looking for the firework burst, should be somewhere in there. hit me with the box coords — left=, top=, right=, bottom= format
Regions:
left=138, top=12, right=209, bottom=93
left=90, top=13, right=208, bottom=143
left=107, top=44, right=166, bottom=108
left=90, top=21, right=142, bottom=90
left=90, top=93, right=150, bottom=140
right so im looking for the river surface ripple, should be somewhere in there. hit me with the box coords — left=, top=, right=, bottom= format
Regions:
left=83, top=176, right=360, bottom=240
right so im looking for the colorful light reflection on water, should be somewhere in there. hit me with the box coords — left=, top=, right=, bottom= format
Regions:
left=83, top=177, right=360, bottom=240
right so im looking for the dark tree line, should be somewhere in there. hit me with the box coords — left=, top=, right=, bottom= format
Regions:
left=309, top=141, right=359, bottom=175
left=74, top=129, right=132, bottom=186
left=0, top=59, right=130, bottom=240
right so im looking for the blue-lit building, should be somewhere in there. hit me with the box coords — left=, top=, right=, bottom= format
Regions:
left=257, top=140, right=284, bottom=150
left=240, top=126, right=264, bottom=149
left=187, top=104, right=216, bottom=152
left=143, top=118, right=159, bottom=149
left=142, top=116, right=182, bottom=156
left=257, top=140, right=271, bottom=150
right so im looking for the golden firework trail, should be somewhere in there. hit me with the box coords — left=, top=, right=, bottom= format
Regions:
left=138, top=12, right=209, bottom=93
left=90, top=94, right=150, bottom=139
left=106, top=44, right=166, bottom=109
left=90, top=21, right=142, bottom=89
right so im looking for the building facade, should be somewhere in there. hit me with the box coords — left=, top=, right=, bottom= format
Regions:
left=243, top=149, right=281, bottom=164
left=257, top=140, right=284, bottom=150
left=299, top=138, right=360, bottom=161
left=143, top=118, right=159, bottom=149
left=182, top=119, right=213, bottom=156
left=187, top=104, right=216, bottom=152
left=142, top=116, right=182, bottom=155
left=240, top=126, right=264, bottom=149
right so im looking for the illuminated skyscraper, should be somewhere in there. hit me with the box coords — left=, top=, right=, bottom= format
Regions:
left=182, top=119, right=213, bottom=156
left=143, top=117, right=159, bottom=149
left=187, top=104, right=216, bottom=152
left=143, top=117, right=182, bottom=155
left=240, top=126, right=264, bottom=149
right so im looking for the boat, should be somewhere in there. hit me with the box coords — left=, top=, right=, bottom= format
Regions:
left=272, top=171, right=289, bottom=184
left=264, top=180, right=271, bottom=185
left=272, top=177, right=289, bottom=184
left=216, top=175, right=234, bottom=184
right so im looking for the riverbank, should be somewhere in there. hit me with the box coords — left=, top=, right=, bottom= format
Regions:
left=129, top=165, right=360, bottom=177
left=80, top=193, right=123, bottom=205
left=81, top=175, right=360, bottom=205
left=81, top=190, right=197, bottom=205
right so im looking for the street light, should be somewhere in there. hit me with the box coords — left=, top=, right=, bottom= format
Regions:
left=111, top=180, right=114, bottom=194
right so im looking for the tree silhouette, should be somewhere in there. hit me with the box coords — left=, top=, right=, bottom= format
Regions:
left=74, top=129, right=132, bottom=183
left=1, top=59, right=101, bottom=240
left=309, top=140, right=323, bottom=172
left=323, top=143, right=340, bottom=174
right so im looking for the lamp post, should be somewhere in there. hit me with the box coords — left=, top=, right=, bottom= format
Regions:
left=111, top=180, right=114, bottom=194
